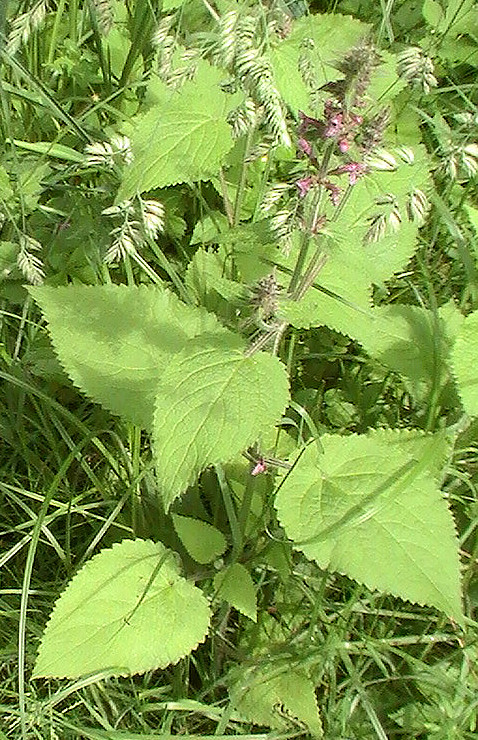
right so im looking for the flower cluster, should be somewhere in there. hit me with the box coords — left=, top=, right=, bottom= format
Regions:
left=295, top=105, right=367, bottom=203
left=293, top=41, right=390, bottom=210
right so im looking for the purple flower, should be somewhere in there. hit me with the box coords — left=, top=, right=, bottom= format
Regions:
left=296, top=176, right=314, bottom=197
left=252, top=458, right=267, bottom=476
left=323, top=180, right=342, bottom=206
left=338, top=139, right=350, bottom=153
left=324, top=112, right=344, bottom=138
left=329, top=161, right=367, bottom=185
left=298, top=137, right=313, bottom=156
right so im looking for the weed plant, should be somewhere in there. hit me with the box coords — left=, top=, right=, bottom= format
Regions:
left=1, top=1, right=478, bottom=739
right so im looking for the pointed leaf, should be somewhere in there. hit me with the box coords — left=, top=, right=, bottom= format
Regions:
left=153, top=347, right=290, bottom=509
left=33, top=539, right=211, bottom=678
left=172, top=514, right=226, bottom=564
left=214, top=563, right=257, bottom=621
left=233, top=666, right=322, bottom=737
left=118, top=62, right=236, bottom=200
left=275, top=430, right=463, bottom=622
left=29, top=285, right=239, bottom=429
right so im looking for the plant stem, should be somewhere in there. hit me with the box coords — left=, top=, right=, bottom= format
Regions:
left=219, top=167, right=235, bottom=227
left=129, top=424, right=142, bottom=536
left=288, top=141, right=334, bottom=295
left=233, top=125, right=255, bottom=226
left=215, top=464, right=242, bottom=561
left=48, top=0, right=67, bottom=65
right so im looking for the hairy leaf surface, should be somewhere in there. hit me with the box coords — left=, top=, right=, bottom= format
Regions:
left=153, top=348, right=290, bottom=509
left=29, top=285, right=240, bottom=429
left=275, top=430, right=463, bottom=622
left=118, top=62, right=235, bottom=199
left=33, top=539, right=211, bottom=678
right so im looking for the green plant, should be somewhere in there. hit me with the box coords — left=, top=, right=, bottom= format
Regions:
left=2, top=1, right=478, bottom=738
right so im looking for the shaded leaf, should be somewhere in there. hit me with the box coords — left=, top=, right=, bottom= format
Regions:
left=232, top=665, right=322, bottom=737
left=214, top=563, right=257, bottom=621
left=172, top=514, right=226, bottom=564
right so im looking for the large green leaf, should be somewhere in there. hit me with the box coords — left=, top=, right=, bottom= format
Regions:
left=118, top=62, right=236, bottom=200
left=33, top=539, right=211, bottom=678
left=153, top=347, right=290, bottom=509
left=275, top=430, right=463, bottom=622
left=451, top=309, right=478, bottom=416
left=29, top=285, right=240, bottom=429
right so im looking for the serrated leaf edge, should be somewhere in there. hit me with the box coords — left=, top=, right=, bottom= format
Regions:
left=33, top=538, right=212, bottom=679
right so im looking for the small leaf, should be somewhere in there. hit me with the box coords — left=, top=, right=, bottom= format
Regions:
left=451, top=309, right=478, bottom=415
left=233, top=666, right=322, bottom=737
left=33, top=539, right=211, bottom=678
left=275, top=430, right=463, bottom=623
left=0, top=241, right=18, bottom=279
left=214, top=563, right=257, bottom=621
left=28, top=285, right=238, bottom=429
left=185, top=247, right=244, bottom=311
left=464, top=203, right=478, bottom=264
left=172, top=514, right=226, bottom=564
left=153, top=347, right=290, bottom=509
left=422, top=0, right=444, bottom=27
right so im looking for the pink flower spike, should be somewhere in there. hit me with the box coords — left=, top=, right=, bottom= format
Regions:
left=324, top=112, right=343, bottom=138
left=296, top=176, right=314, bottom=197
left=338, top=139, right=350, bottom=153
left=298, top=137, right=312, bottom=156
left=324, top=180, right=342, bottom=206
left=329, top=161, right=367, bottom=185
left=251, top=459, right=267, bottom=476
